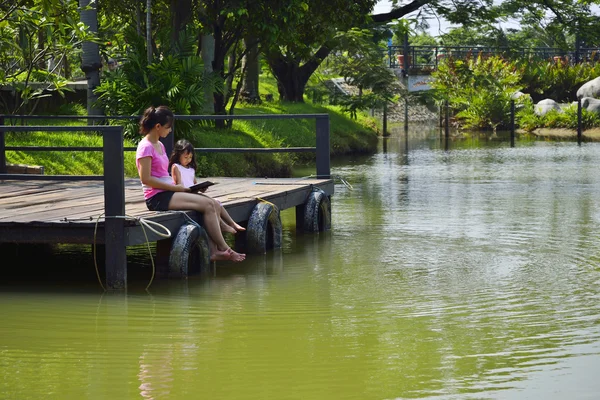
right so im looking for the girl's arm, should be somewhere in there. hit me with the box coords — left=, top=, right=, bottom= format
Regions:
left=171, top=163, right=183, bottom=186
left=138, top=157, right=188, bottom=192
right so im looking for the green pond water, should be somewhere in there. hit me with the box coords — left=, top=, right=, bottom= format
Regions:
left=1, top=126, right=600, bottom=399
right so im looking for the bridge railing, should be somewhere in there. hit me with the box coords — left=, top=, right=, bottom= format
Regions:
left=387, top=45, right=600, bottom=70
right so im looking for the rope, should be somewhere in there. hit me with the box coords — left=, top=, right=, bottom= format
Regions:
left=255, top=197, right=275, bottom=208
left=93, top=214, right=172, bottom=291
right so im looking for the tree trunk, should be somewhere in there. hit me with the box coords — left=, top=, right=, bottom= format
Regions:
left=224, top=52, right=236, bottom=103
left=136, top=3, right=142, bottom=36
left=212, top=20, right=226, bottom=118
left=146, top=0, right=152, bottom=65
left=201, top=34, right=215, bottom=114
left=240, top=37, right=260, bottom=104
left=170, top=0, right=192, bottom=49
left=267, top=45, right=331, bottom=102
left=78, top=0, right=102, bottom=117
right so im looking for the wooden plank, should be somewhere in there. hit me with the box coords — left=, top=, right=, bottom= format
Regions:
left=0, top=177, right=334, bottom=245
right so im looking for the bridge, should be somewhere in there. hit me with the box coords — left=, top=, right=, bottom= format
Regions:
left=387, top=45, right=600, bottom=72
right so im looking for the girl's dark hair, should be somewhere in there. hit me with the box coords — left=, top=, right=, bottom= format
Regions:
left=139, top=105, right=174, bottom=134
left=168, top=139, right=197, bottom=173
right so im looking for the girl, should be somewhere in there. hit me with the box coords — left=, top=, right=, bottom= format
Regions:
left=169, top=139, right=245, bottom=234
left=135, top=105, right=245, bottom=262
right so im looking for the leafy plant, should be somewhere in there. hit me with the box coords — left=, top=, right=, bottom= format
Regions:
left=519, top=60, right=600, bottom=103
left=432, top=55, right=524, bottom=130
left=93, top=27, right=221, bottom=139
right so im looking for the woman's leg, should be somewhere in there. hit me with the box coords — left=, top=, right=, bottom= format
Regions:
left=169, top=192, right=245, bottom=261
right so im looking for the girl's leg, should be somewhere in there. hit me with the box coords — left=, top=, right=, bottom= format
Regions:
left=169, top=192, right=245, bottom=261
left=219, top=206, right=245, bottom=232
left=200, top=194, right=245, bottom=232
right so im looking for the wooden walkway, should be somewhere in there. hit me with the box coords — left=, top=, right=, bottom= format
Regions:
left=0, top=177, right=333, bottom=246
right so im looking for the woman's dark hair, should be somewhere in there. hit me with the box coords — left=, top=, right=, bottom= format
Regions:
left=168, top=139, right=197, bottom=173
left=139, top=105, right=174, bottom=134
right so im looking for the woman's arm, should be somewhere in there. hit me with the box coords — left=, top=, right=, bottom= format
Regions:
left=139, top=157, right=188, bottom=192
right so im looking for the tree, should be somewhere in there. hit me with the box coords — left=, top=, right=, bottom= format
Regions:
left=261, top=0, right=377, bottom=102
left=0, top=0, right=95, bottom=113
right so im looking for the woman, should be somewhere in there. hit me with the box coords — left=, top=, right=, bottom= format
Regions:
left=135, top=105, right=245, bottom=262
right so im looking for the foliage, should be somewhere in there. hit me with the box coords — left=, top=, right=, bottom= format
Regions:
left=518, top=60, right=600, bottom=102
left=541, top=106, right=600, bottom=130
left=514, top=98, right=541, bottom=132
left=0, top=0, right=97, bottom=113
left=5, top=73, right=379, bottom=178
left=93, top=27, right=220, bottom=139
left=431, top=55, right=524, bottom=130
left=327, top=28, right=401, bottom=118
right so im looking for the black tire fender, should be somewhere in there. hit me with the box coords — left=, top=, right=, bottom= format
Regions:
left=246, top=202, right=282, bottom=254
left=303, top=188, right=331, bottom=232
left=168, top=223, right=210, bottom=277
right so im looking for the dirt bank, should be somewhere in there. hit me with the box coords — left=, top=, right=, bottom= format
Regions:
left=525, top=128, right=600, bottom=141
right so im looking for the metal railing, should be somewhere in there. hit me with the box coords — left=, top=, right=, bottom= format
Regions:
left=0, top=113, right=331, bottom=179
left=387, top=45, right=600, bottom=70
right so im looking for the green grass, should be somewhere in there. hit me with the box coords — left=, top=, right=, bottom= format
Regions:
left=5, top=74, right=379, bottom=177
left=4, top=118, right=138, bottom=176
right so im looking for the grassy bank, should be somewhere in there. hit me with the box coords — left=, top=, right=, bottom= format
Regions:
left=5, top=75, right=379, bottom=177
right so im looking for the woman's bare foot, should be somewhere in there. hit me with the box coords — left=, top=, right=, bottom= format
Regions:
left=226, top=249, right=246, bottom=262
left=210, top=248, right=231, bottom=261
left=220, top=219, right=237, bottom=234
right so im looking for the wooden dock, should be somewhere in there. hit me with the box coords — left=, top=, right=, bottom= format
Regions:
left=0, top=176, right=333, bottom=245
left=0, top=114, right=333, bottom=290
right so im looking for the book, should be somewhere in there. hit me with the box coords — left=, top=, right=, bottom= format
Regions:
left=189, top=181, right=216, bottom=193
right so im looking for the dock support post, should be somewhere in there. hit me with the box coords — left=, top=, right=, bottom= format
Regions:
left=510, top=100, right=515, bottom=147
left=444, top=100, right=450, bottom=140
left=404, top=99, right=409, bottom=132
left=382, top=102, right=389, bottom=137
left=0, top=116, right=5, bottom=173
left=315, top=115, right=330, bottom=179
left=577, top=98, right=582, bottom=145
left=103, top=127, right=127, bottom=290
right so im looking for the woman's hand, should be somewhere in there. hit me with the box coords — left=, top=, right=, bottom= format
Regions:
left=175, top=184, right=190, bottom=192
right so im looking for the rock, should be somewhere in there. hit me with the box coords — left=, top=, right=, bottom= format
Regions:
left=577, top=76, right=600, bottom=99
left=581, top=97, right=600, bottom=114
left=535, top=99, right=562, bottom=116
left=511, top=91, right=527, bottom=100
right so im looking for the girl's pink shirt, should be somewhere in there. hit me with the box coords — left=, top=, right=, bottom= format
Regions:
left=136, top=138, right=171, bottom=200
left=172, top=163, right=196, bottom=187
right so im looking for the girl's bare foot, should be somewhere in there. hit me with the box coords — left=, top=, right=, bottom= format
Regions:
left=220, top=219, right=237, bottom=234
left=232, top=222, right=246, bottom=232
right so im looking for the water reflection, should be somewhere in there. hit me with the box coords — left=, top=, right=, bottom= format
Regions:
left=2, top=125, right=600, bottom=399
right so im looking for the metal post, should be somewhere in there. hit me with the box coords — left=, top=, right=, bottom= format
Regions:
left=403, top=33, right=410, bottom=76
left=382, top=102, right=389, bottom=137
left=315, top=115, right=330, bottom=179
left=404, top=99, right=409, bottom=131
left=0, top=116, right=5, bottom=174
left=577, top=98, right=582, bottom=144
left=103, top=126, right=127, bottom=290
left=444, top=100, right=450, bottom=140
left=510, top=100, right=515, bottom=147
